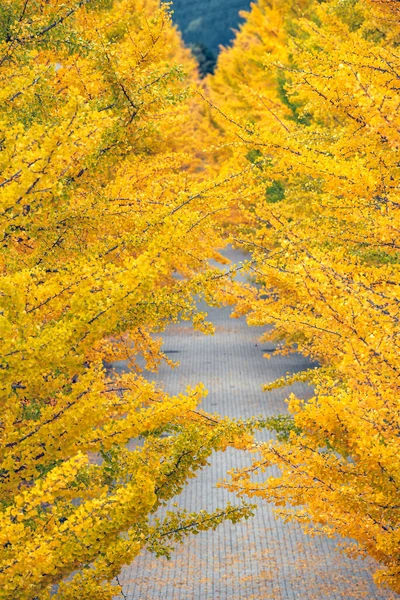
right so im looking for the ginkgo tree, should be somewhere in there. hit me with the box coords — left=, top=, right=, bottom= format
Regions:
left=208, top=0, right=400, bottom=593
left=3, top=0, right=400, bottom=595
left=0, top=1, right=254, bottom=598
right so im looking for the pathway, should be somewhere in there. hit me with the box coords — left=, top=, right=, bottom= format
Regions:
left=115, top=247, right=398, bottom=600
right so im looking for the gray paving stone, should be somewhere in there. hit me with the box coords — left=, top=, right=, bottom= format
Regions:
left=115, top=247, right=398, bottom=600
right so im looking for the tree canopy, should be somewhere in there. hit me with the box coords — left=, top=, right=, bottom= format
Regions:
left=1, top=0, right=399, bottom=596
left=209, top=0, right=400, bottom=592
left=0, top=1, right=253, bottom=597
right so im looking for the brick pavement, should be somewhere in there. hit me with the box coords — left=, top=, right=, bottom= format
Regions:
left=115, top=248, right=398, bottom=600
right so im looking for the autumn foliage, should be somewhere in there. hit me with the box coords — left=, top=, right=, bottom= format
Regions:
left=0, top=1, right=254, bottom=598
left=209, top=0, right=400, bottom=592
left=1, top=0, right=400, bottom=597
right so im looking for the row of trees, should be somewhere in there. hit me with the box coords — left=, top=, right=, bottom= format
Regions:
left=0, top=1, right=253, bottom=597
left=209, top=0, right=400, bottom=592
left=0, top=0, right=399, bottom=597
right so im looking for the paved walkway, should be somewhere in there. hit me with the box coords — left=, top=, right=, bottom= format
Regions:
left=116, top=248, right=398, bottom=600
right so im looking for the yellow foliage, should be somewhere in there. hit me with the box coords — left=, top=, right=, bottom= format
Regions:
left=209, top=0, right=400, bottom=592
left=2, top=0, right=399, bottom=595
left=0, top=1, right=253, bottom=597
